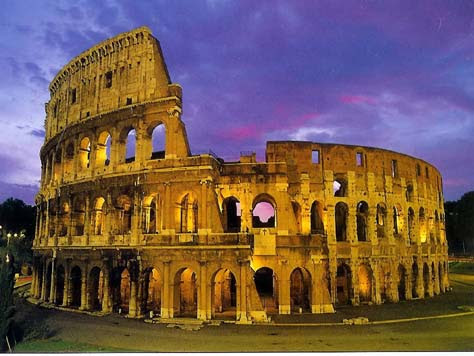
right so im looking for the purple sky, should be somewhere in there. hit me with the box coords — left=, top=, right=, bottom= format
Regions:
left=0, top=0, right=473, bottom=205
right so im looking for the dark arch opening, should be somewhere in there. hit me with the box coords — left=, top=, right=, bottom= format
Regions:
left=336, top=264, right=352, bottom=305
left=70, top=266, right=82, bottom=307
left=223, top=197, right=241, bottom=232
left=290, top=267, right=311, bottom=313
left=254, top=267, right=278, bottom=313
left=55, top=265, right=65, bottom=305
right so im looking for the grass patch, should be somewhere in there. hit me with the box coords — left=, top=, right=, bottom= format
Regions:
left=449, top=262, right=474, bottom=275
left=14, top=338, right=131, bottom=352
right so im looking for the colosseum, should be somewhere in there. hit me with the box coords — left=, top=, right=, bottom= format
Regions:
left=30, top=27, right=449, bottom=324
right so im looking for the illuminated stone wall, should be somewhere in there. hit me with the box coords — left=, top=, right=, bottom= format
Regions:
left=31, top=27, right=449, bottom=323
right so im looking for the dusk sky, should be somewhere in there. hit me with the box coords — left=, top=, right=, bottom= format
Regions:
left=1, top=0, right=473, bottom=205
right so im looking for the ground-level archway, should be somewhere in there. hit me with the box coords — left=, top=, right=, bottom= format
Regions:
left=336, top=264, right=351, bottom=305
left=358, top=264, right=373, bottom=303
left=254, top=267, right=278, bottom=313
left=142, top=267, right=162, bottom=317
left=423, top=263, right=430, bottom=297
left=55, top=265, right=65, bottom=305
left=70, top=266, right=82, bottom=307
left=412, top=262, right=419, bottom=298
left=88, top=267, right=103, bottom=311
left=290, top=267, right=311, bottom=313
left=212, top=268, right=237, bottom=319
left=111, top=267, right=130, bottom=313
left=174, top=268, right=198, bottom=317
left=398, top=264, right=407, bottom=301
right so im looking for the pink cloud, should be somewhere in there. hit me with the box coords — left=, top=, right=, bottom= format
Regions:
left=340, top=95, right=375, bottom=105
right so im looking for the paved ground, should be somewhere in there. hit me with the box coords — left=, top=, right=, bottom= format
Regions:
left=12, top=273, right=474, bottom=352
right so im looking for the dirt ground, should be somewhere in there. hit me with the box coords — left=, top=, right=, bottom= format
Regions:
left=12, top=273, right=474, bottom=352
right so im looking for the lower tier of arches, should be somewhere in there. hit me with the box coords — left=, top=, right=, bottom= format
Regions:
left=30, top=249, right=450, bottom=323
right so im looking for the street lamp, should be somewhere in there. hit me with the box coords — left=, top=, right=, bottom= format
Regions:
left=7, top=233, right=11, bottom=246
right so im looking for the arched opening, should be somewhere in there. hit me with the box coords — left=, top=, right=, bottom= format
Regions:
left=252, top=195, right=276, bottom=228
left=376, top=203, right=387, bottom=238
left=290, top=267, right=311, bottom=313
left=398, top=264, right=407, bottom=301
left=393, top=206, right=400, bottom=236
left=174, top=268, right=197, bottom=317
left=150, top=124, right=166, bottom=159
left=44, top=262, right=52, bottom=302
left=222, top=197, right=241, bottom=233
left=333, top=179, right=347, bottom=197
left=356, top=201, right=369, bottom=241
left=78, top=137, right=91, bottom=170
left=358, top=264, right=373, bottom=303
left=423, top=263, right=430, bottom=297
left=212, top=269, right=237, bottom=319
left=88, top=267, right=103, bottom=311
left=116, top=195, right=132, bottom=234
left=70, top=266, right=82, bottom=307
left=48, top=199, right=57, bottom=237
left=59, top=202, right=70, bottom=237
left=419, top=207, right=426, bottom=243
left=335, top=202, right=348, bottom=241
left=142, top=268, right=161, bottom=316
left=411, top=262, right=419, bottom=298
left=310, top=201, right=324, bottom=234
left=93, top=197, right=106, bottom=235
left=125, top=129, right=136, bottom=163
left=64, top=142, right=74, bottom=174
left=55, top=264, right=65, bottom=305
left=96, top=131, right=112, bottom=166
left=407, top=208, right=415, bottom=243
left=406, top=183, right=414, bottom=202
left=179, top=193, right=198, bottom=233
left=143, top=195, right=160, bottom=234
left=336, top=263, right=351, bottom=305
left=111, top=267, right=130, bottom=313
left=254, top=267, right=278, bottom=312
left=292, top=201, right=302, bottom=233
left=53, top=149, right=62, bottom=181
left=72, top=196, right=85, bottom=236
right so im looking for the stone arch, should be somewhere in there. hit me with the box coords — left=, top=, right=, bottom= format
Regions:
left=147, top=122, right=166, bottom=160
left=252, top=193, right=276, bottom=228
left=406, top=183, right=414, bottom=202
left=356, top=201, right=369, bottom=241
left=398, top=264, right=407, bottom=301
left=336, top=263, right=352, bottom=305
left=290, top=267, right=311, bottom=313
left=88, top=266, right=103, bottom=311
left=143, top=194, right=161, bottom=233
left=92, top=197, right=106, bottom=235
left=63, top=141, right=75, bottom=173
left=95, top=130, right=112, bottom=166
left=419, top=207, right=427, bottom=243
left=335, top=202, right=348, bottom=241
left=411, top=262, right=419, bottom=298
left=78, top=137, right=91, bottom=170
left=53, top=148, right=62, bottom=181
left=110, top=267, right=130, bottom=313
left=310, top=200, right=324, bottom=234
left=55, top=264, right=65, bottom=305
left=358, top=264, right=373, bottom=303
left=179, top=192, right=198, bottom=233
left=123, top=127, right=136, bottom=163
left=58, top=202, right=70, bottom=237
left=376, top=203, right=387, bottom=238
left=115, top=194, right=132, bottom=234
left=222, top=196, right=241, bottom=233
left=70, top=265, right=82, bottom=307
left=141, top=267, right=162, bottom=316
left=211, top=268, right=237, bottom=319
left=71, top=196, right=86, bottom=236
left=407, top=208, right=415, bottom=243
left=173, top=267, right=198, bottom=317
left=254, top=267, right=278, bottom=312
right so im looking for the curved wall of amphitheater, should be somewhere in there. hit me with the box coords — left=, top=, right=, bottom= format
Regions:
left=31, top=27, right=449, bottom=323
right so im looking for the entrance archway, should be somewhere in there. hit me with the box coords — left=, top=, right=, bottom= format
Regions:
left=358, top=264, right=373, bottom=303
left=212, top=268, right=237, bottom=319
left=111, top=267, right=130, bottom=313
left=142, top=267, right=161, bottom=316
left=398, top=264, right=407, bottom=301
left=55, top=265, right=65, bottom=305
left=412, top=262, right=419, bottom=298
left=423, top=263, right=430, bottom=297
left=290, top=267, right=311, bottom=313
left=88, top=267, right=103, bottom=311
left=174, top=268, right=197, bottom=317
left=336, top=264, right=351, bottom=305
left=254, top=267, right=278, bottom=312
left=70, top=266, right=82, bottom=307
left=44, top=262, right=52, bottom=302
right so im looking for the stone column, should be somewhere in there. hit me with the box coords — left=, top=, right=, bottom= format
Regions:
left=161, top=261, right=171, bottom=318
left=371, top=261, right=382, bottom=304
left=101, top=261, right=111, bottom=312
left=416, top=262, right=424, bottom=299
left=130, top=191, right=140, bottom=245
left=129, top=279, right=138, bottom=317
left=236, top=260, right=250, bottom=323
left=30, top=260, right=37, bottom=297
left=62, top=260, right=70, bottom=307
left=350, top=259, right=360, bottom=306
left=80, top=266, right=88, bottom=310
left=41, top=259, right=47, bottom=301
left=389, top=262, right=399, bottom=302
left=278, top=260, right=290, bottom=314
left=433, top=261, right=440, bottom=295
left=198, top=261, right=208, bottom=321
left=49, top=256, right=56, bottom=303
left=405, top=264, right=413, bottom=300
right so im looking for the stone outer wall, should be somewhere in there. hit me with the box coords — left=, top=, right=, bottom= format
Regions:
left=31, top=27, right=449, bottom=323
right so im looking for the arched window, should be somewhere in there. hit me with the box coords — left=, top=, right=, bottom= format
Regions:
left=59, top=202, right=70, bottom=237
left=93, top=197, right=105, bottom=235
left=310, top=201, right=324, bottom=234
left=333, top=179, right=347, bottom=197
left=180, top=193, right=198, bottom=233
left=406, top=183, right=414, bottom=202
left=72, top=196, right=85, bottom=236
left=143, top=195, right=160, bottom=233
left=419, top=207, right=426, bottom=243
left=335, top=202, right=348, bottom=241
left=407, top=208, right=415, bottom=243
left=356, top=201, right=369, bottom=241
left=150, top=124, right=165, bottom=159
left=79, top=137, right=91, bottom=170
left=64, top=142, right=74, bottom=174
left=125, top=129, right=136, bottom=163
left=116, top=195, right=132, bottom=234
left=376, top=203, right=387, bottom=238
left=223, top=197, right=241, bottom=232
left=96, top=131, right=112, bottom=166
left=252, top=195, right=276, bottom=228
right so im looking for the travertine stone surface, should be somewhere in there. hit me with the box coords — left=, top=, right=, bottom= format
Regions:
left=32, top=28, right=448, bottom=323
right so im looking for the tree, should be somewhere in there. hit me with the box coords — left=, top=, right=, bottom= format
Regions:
left=445, top=191, right=474, bottom=255
left=0, top=251, right=15, bottom=351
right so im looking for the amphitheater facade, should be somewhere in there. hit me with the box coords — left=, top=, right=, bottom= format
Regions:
left=31, top=27, right=449, bottom=323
